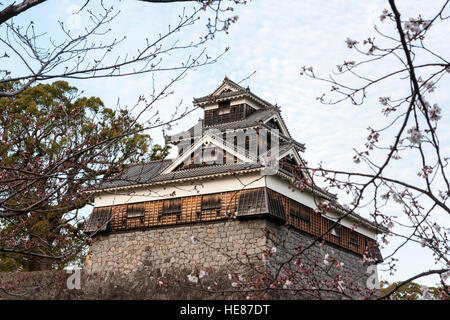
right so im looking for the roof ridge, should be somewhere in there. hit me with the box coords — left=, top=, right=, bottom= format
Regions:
left=162, top=162, right=260, bottom=174
left=222, top=76, right=245, bottom=90
left=124, top=159, right=173, bottom=167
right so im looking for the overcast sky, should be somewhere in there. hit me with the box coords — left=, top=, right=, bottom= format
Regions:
left=5, top=0, right=450, bottom=287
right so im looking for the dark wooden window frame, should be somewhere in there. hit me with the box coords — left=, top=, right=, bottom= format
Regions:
left=218, top=100, right=231, bottom=109
left=126, top=202, right=145, bottom=218
left=349, top=231, right=359, bottom=248
left=162, top=198, right=182, bottom=215
left=201, top=194, right=222, bottom=210
left=289, top=200, right=311, bottom=224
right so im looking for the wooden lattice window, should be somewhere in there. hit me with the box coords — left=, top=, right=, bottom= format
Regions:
left=202, top=194, right=222, bottom=210
left=163, top=198, right=182, bottom=215
left=289, top=200, right=311, bottom=223
left=237, top=188, right=267, bottom=216
left=204, top=109, right=218, bottom=126
left=126, top=203, right=145, bottom=218
left=267, top=190, right=286, bottom=221
left=217, top=101, right=231, bottom=123
left=85, top=206, right=112, bottom=232
left=349, top=231, right=359, bottom=248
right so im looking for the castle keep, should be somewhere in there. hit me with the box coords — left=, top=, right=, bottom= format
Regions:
left=84, top=78, right=386, bottom=299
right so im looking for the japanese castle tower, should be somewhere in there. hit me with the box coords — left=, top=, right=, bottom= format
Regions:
left=84, top=78, right=386, bottom=299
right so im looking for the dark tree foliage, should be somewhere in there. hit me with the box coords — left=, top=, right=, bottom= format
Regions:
left=0, top=81, right=157, bottom=271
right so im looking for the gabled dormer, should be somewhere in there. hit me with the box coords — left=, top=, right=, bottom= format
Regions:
left=193, top=77, right=275, bottom=127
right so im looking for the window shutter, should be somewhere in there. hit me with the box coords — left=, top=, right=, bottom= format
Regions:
left=289, top=200, right=311, bottom=223
left=163, top=198, right=182, bottom=214
left=201, top=194, right=222, bottom=210
left=127, top=203, right=145, bottom=218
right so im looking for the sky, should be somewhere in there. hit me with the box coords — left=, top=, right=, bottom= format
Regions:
left=2, top=0, right=449, bottom=287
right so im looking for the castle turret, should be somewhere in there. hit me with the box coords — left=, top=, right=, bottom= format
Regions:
left=83, top=77, right=387, bottom=299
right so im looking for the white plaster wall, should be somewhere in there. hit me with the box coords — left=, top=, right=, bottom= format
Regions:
left=94, top=173, right=266, bottom=207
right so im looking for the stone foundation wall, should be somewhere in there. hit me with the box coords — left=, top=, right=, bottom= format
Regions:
left=0, top=219, right=377, bottom=299
left=84, top=218, right=378, bottom=299
left=84, top=220, right=268, bottom=277
left=264, top=220, right=376, bottom=299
